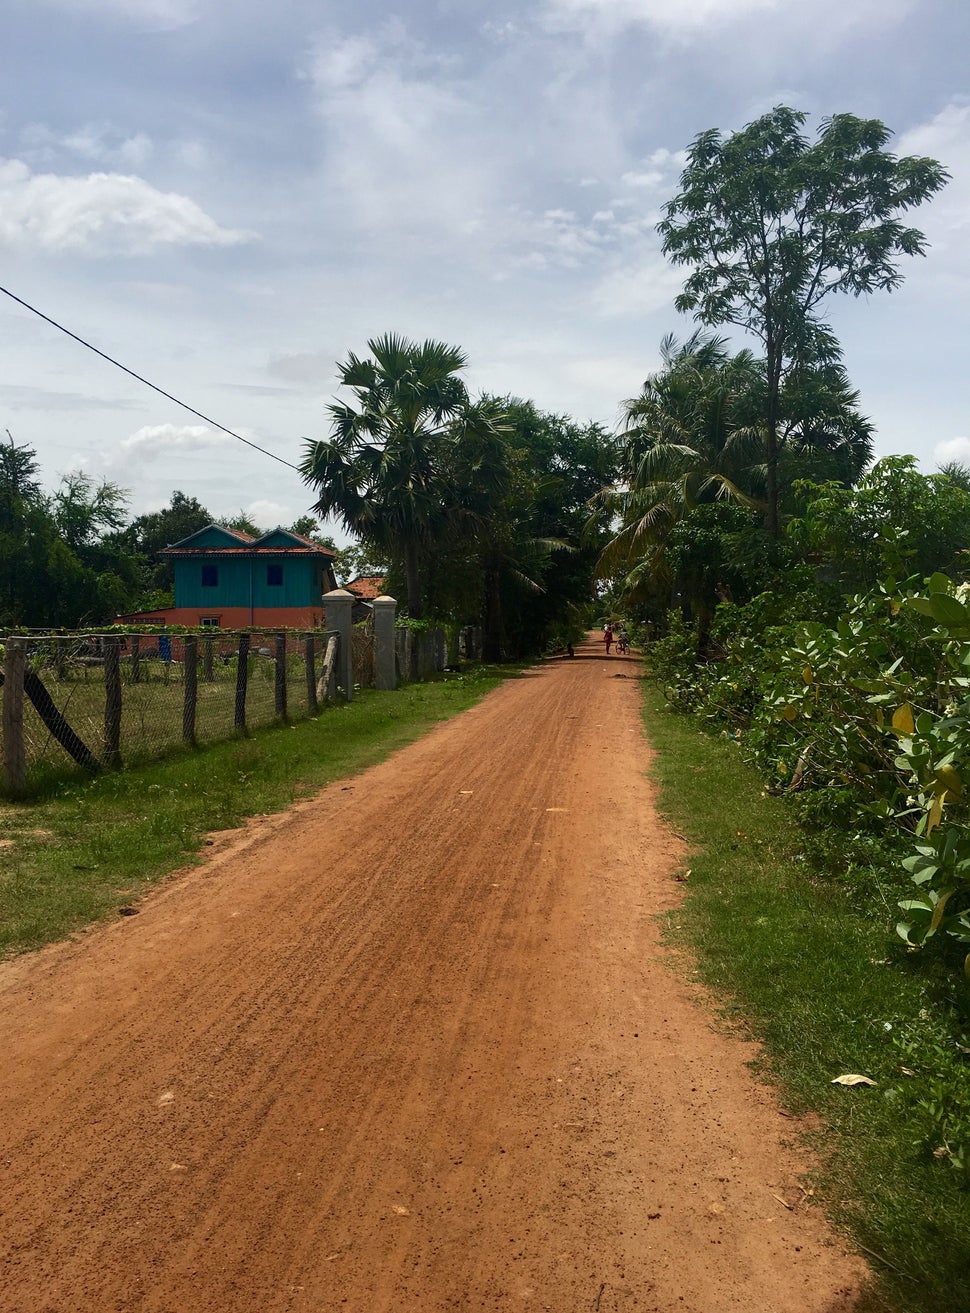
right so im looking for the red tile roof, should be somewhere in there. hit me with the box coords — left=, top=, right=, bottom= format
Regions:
left=159, top=547, right=334, bottom=557
left=344, top=575, right=385, bottom=600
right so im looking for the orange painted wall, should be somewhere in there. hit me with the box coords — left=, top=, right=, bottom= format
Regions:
left=115, top=606, right=328, bottom=629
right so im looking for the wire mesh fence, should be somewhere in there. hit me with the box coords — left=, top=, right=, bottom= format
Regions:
left=2, top=620, right=484, bottom=796
left=2, top=629, right=341, bottom=795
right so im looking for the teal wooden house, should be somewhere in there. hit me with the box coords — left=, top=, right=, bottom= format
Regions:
left=120, top=525, right=339, bottom=629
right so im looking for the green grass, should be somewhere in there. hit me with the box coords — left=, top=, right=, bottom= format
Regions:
left=0, top=666, right=512, bottom=957
left=641, top=679, right=970, bottom=1313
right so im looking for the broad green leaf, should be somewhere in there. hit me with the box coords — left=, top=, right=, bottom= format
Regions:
left=929, top=572, right=952, bottom=595
left=929, top=593, right=970, bottom=629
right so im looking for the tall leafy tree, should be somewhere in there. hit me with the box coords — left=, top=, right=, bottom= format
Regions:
left=222, top=510, right=265, bottom=538
left=658, top=107, right=948, bottom=534
left=791, top=456, right=970, bottom=589
left=0, top=437, right=127, bottom=626
left=52, top=471, right=128, bottom=552
left=300, top=334, right=507, bottom=619
left=596, top=332, right=871, bottom=634
left=116, top=490, right=213, bottom=600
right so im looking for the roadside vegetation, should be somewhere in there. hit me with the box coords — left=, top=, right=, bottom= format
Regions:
left=0, top=665, right=512, bottom=958
left=597, top=105, right=969, bottom=1313
left=644, top=680, right=970, bottom=1313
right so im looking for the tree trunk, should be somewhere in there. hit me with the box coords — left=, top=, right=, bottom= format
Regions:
left=404, top=540, right=423, bottom=619
left=765, top=334, right=782, bottom=538
left=765, top=414, right=779, bottom=537
left=483, top=567, right=503, bottom=663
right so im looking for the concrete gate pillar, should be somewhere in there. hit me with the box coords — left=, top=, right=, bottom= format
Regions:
left=372, top=595, right=398, bottom=691
left=322, top=588, right=355, bottom=701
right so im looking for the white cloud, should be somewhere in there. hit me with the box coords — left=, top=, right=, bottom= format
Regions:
left=246, top=499, right=292, bottom=528
left=119, top=424, right=232, bottom=460
left=303, top=27, right=484, bottom=236
left=591, top=250, right=685, bottom=318
left=174, top=139, right=212, bottom=171
left=934, top=437, right=970, bottom=465
left=541, top=0, right=911, bottom=37
left=33, top=0, right=200, bottom=30
left=266, top=352, right=336, bottom=386
left=0, top=158, right=254, bottom=254
left=892, top=101, right=970, bottom=298
left=898, top=102, right=970, bottom=239
left=20, top=122, right=155, bottom=169
left=54, top=125, right=154, bottom=168
left=542, top=0, right=781, bottom=35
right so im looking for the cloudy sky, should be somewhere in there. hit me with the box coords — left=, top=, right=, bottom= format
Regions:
left=2, top=0, right=968, bottom=536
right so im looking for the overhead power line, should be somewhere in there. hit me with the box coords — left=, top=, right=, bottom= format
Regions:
left=0, top=284, right=301, bottom=472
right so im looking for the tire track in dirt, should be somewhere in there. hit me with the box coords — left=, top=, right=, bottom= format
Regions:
left=0, top=642, right=868, bottom=1312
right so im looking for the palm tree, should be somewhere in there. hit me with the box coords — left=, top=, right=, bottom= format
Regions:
left=300, top=334, right=497, bottom=618
left=596, top=333, right=874, bottom=601
left=596, top=332, right=764, bottom=589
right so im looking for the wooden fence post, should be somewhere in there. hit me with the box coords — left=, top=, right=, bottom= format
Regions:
left=130, top=634, right=141, bottom=684
left=2, top=638, right=26, bottom=796
left=304, top=635, right=318, bottom=714
left=234, top=632, right=250, bottom=733
left=55, top=637, right=68, bottom=682
left=275, top=632, right=287, bottom=720
left=183, top=635, right=198, bottom=745
left=103, top=637, right=122, bottom=769
left=202, top=636, right=214, bottom=682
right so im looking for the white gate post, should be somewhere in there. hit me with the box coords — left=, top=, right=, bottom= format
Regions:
left=323, top=588, right=355, bottom=701
left=372, top=595, right=398, bottom=691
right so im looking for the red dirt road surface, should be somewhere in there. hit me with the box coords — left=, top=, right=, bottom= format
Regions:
left=0, top=638, right=868, bottom=1312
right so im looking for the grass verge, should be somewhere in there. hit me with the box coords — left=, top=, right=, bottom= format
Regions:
left=641, top=679, right=970, bottom=1313
left=0, top=666, right=513, bottom=958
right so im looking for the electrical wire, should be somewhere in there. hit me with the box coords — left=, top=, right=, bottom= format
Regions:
left=0, top=284, right=301, bottom=472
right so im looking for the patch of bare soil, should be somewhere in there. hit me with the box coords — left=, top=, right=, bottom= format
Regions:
left=0, top=638, right=868, bottom=1311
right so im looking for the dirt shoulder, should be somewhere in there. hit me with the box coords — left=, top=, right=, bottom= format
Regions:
left=0, top=639, right=868, bottom=1312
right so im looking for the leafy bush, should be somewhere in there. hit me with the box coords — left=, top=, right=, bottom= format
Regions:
left=652, top=574, right=970, bottom=967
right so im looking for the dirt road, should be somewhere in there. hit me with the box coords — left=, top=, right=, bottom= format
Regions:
left=0, top=639, right=868, bottom=1312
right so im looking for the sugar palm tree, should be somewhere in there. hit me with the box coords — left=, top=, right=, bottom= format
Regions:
left=301, top=334, right=503, bottom=618
left=596, top=332, right=765, bottom=586
left=596, top=333, right=873, bottom=596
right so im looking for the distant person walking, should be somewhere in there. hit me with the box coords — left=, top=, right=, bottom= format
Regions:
left=604, top=624, right=613, bottom=655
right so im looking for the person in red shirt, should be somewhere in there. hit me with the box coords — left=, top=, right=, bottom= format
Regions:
left=604, top=624, right=613, bottom=654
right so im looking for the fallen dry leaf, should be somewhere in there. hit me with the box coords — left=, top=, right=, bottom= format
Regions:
left=831, top=1074, right=876, bottom=1087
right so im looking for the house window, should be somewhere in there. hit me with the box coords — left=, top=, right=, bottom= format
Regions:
left=201, top=565, right=219, bottom=587
left=199, top=616, right=221, bottom=627
left=266, top=564, right=283, bottom=587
